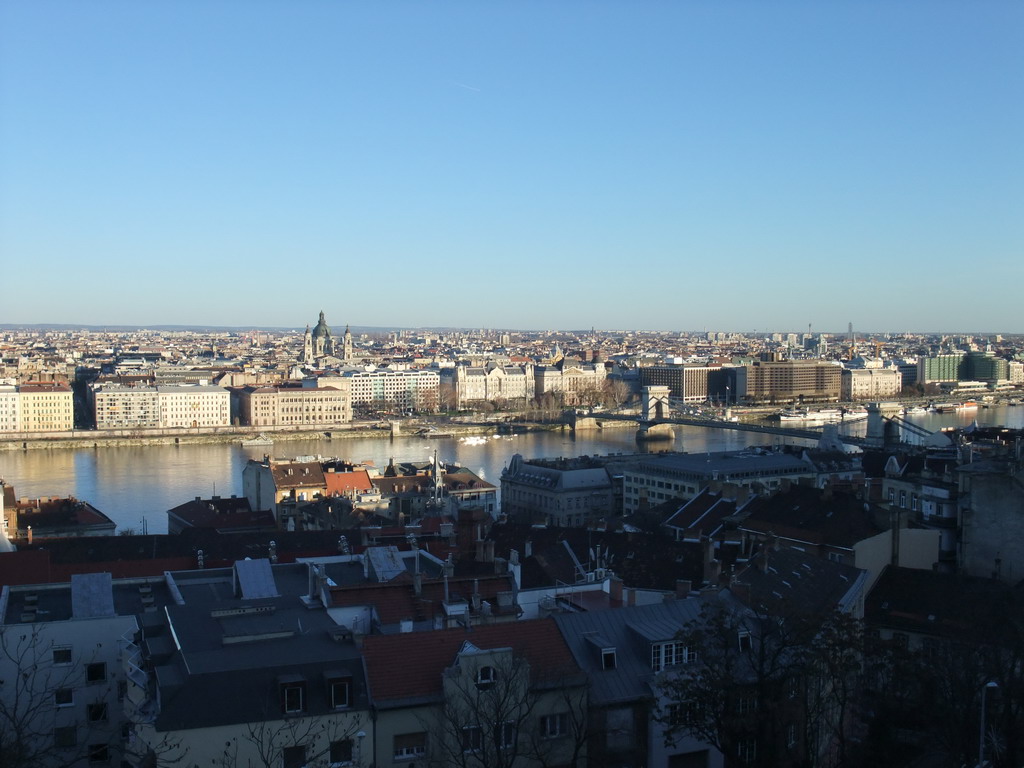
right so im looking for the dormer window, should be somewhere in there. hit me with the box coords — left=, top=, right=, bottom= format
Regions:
left=476, top=665, right=497, bottom=688
left=738, top=631, right=752, bottom=653
left=325, top=671, right=352, bottom=709
left=279, top=675, right=306, bottom=714
left=602, top=648, right=617, bottom=670
left=651, top=641, right=696, bottom=672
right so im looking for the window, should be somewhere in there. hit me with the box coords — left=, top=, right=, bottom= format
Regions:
left=55, top=688, right=74, bottom=707
left=462, top=725, right=483, bottom=753
left=88, top=744, right=110, bottom=764
left=282, top=745, right=306, bottom=768
left=738, top=631, right=752, bottom=652
left=602, top=648, right=617, bottom=670
left=540, top=713, right=567, bottom=739
left=899, top=491, right=907, bottom=508
left=329, top=739, right=353, bottom=765
left=88, top=703, right=108, bottom=722
left=887, top=488, right=895, bottom=503
left=54, top=726, right=77, bottom=748
left=118, top=680, right=128, bottom=702
left=735, top=695, right=756, bottom=715
left=86, top=662, right=106, bottom=684
left=476, top=665, right=497, bottom=688
left=786, top=723, right=797, bottom=749
left=281, top=682, right=305, bottom=714
left=736, top=737, right=756, bottom=766
left=52, top=647, right=72, bottom=665
left=496, top=722, right=516, bottom=750
left=652, top=641, right=696, bottom=672
left=393, top=732, right=427, bottom=760
left=667, top=702, right=701, bottom=728
left=328, top=678, right=350, bottom=709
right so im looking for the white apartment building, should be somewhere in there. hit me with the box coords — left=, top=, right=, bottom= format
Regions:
left=92, top=384, right=160, bottom=429
left=0, top=574, right=140, bottom=768
left=319, top=369, right=440, bottom=411
left=0, top=384, right=20, bottom=433
left=841, top=367, right=903, bottom=401
left=157, top=385, right=231, bottom=428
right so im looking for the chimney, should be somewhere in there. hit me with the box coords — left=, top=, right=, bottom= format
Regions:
left=509, top=549, right=520, bottom=566
left=676, top=579, right=692, bottom=598
left=608, top=575, right=624, bottom=603
left=413, top=572, right=422, bottom=597
left=26, top=526, right=32, bottom=545
left=524, top=540, right=533, bottom=558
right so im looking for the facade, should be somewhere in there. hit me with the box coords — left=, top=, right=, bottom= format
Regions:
left=92, top=384, right=160, bottom=429
left=917, top=353, right=965, bottom=385
left=156, top=385, right=230, bottom=429
left=501, top=454, right=615, bottom=526
left=0, top=573, right=141, bottom=768
left=743, top=360, right=841, bottom=404
left=238, top=385, right=351, bottom=428
left=334, top=369, right=440, bottom=412
left=638, top=365, right=736, bottom=403
left=534, top=362, right=607, bottom=406
left=840, top=367, right=902, bottom=401
left=17, top=382, right=74, bottom=431
left=962, top=351, right=1009, bottom=383
left=0, top=383, right=20, bottom=432
left=439, top=363, right=536, bottom=409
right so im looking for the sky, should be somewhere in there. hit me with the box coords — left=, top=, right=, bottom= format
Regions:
left=1, top=1, right=1022, bottom=333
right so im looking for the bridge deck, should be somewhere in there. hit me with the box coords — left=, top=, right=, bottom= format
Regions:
left=581, top=411, right=868, bottom=446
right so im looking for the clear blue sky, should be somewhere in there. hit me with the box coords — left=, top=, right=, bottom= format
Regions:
left=2, top=1, right=1021, bottom=333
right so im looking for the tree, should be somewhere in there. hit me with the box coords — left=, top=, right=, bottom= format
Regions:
left=427, top=647, right=588, bottom=768
left=656, top=597, right=867, bottom=768
left=217, top=715, right=363, bottom=768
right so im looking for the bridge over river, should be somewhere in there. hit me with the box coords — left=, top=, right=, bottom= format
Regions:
left=568, top=386, right=935, bottom=448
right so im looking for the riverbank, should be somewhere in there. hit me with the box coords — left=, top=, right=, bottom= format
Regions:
left=0, top=420, right=565, bottom=451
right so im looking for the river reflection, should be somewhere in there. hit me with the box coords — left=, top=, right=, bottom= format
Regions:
left=1, top=405, right=1020, bottom=534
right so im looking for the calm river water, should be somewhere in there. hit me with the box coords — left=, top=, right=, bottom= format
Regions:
left=2, top=406, right=1021, bottom=534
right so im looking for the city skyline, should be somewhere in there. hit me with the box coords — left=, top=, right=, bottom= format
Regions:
left=2, top=2, right=1022, bottom=332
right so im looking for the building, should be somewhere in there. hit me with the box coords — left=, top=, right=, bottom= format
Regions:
left=553, top=600, right=722, bottom=768
left=128, top=559, right=371, bottom=768
left=0, top=383, right=20, bottom=432
left=743, top=360, right=841, bottom=404
left=501, top=453, right=616, bottom=526
left=439, top=362, right=535, bottom=409
left=622, top=450, right=819, bottom=515
left=165, top=495, right=275, bottom=535
left=91, top=384, right=160, bottom=429
left=362, top=619, right=587, bottom=768
left=16, top=382, right=74, bottom=431
left=302, top=310, right=337, bottom=363
left=0, top=573, right=143, bottom=767
left=321, top=369, right=440, bottom=412
left=841, top=367, right=902, bottom=401
left=2, top=493, right=117, bottom=541
left=242, top=457, right=328, bottom=527
left=638, top=365, right=737, bottom=403
left=238, top=384, right=351, bottom=428
left=917, top=353, right=965, bottom=385
left=534, top=361, right=607, bottom=406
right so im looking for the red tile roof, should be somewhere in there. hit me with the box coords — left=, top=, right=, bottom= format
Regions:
left=325, top=470, right=374, bottom=496
left=362, top=618, right=580, bottom=702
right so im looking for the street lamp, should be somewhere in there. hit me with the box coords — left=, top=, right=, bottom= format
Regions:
left=979, top=680, right=998, bottom=768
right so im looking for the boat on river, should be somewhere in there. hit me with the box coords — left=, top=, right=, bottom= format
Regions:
left=241, top=433, right=274, bottom=447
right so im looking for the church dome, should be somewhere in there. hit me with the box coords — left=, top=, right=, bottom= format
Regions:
left=312, top=311, right=332, bottom=338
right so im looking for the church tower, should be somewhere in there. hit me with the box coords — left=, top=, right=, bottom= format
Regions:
left=303, top=325, right=313, bottom=364
left=343, top=325, right=353, bottom=361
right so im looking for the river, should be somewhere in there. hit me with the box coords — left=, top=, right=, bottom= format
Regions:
left=2, top=405, right=1021, bottom=534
